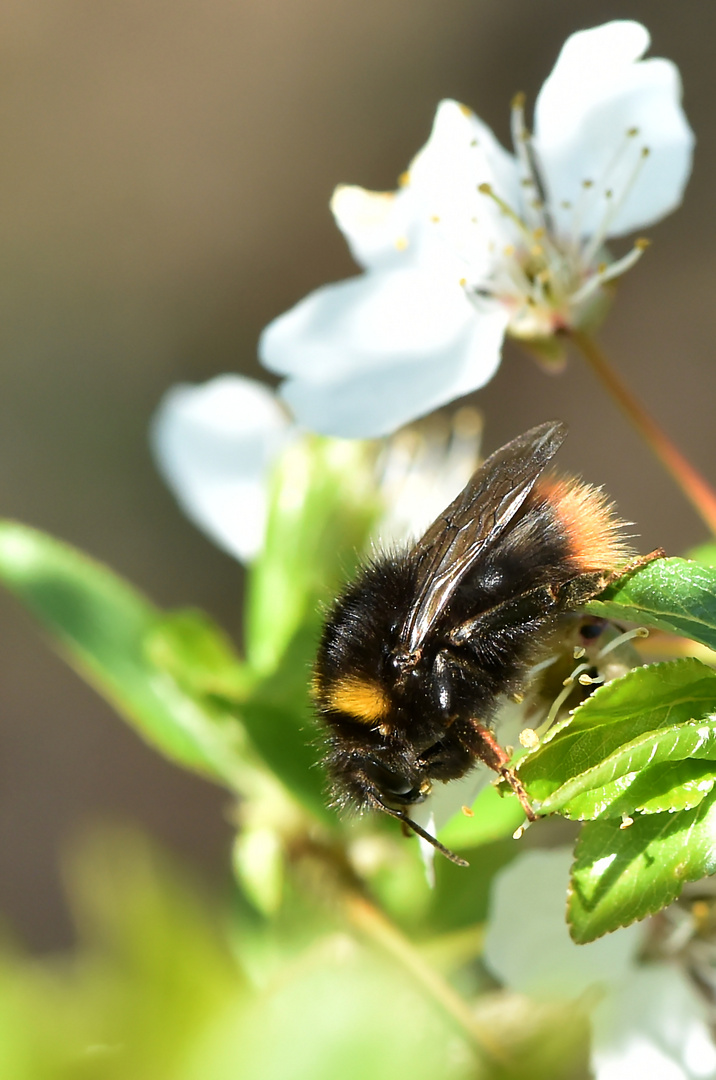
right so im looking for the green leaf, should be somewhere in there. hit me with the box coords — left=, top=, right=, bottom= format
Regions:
left=241, top=623, right=333, bottom=822
left=538, top=712, right=716, bottom=817
left=0, top=521, right=249, bottom=787
left=145, top=609, right=253, bottom=701
left=429, top=838, right=517, bottom=934
left=518, top=659, right=716, bottom=812
left=586, top=557, right=716, bottom=650
left=147, top=609, right=333, bottom=821
left=241, top=697, right=328, bottom=823
left=563, top=758, right=716, bottom=819
left=245, top=437, right=379, bottom=676
left=568, top=787, right=716, bottom=942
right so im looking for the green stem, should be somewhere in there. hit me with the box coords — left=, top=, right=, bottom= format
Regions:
left=292, top=836, right=507, bottom=1074
left=570, top=330, right=716, bottom=537
left=343, top=890, right=506, bottom=1073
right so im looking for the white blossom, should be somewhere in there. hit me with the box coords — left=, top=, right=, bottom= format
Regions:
left=483, top=849, right=716, bottom=1080
left=151, top=377, right=483, bottom=565
left=260, top=20, right=694, bottom=438
left=150, top=375, right=294, bottom=563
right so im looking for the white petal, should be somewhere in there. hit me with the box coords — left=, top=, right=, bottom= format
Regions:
left=331, top=185, right=418, bottom=271
left=592, top=966, right=716, bottom=1080
left=151, top=375, right=293, bottom=563
left=374, top=408, right=482, bottom=546
left=483, top=848, right=646, bottom=998
left=261, top=269, right=507, bottom=437
left=332, top=101, right=521, bottom=280
left=535, top=21, right=694, bottom=237
left=407, top=99, right=521, bottom=269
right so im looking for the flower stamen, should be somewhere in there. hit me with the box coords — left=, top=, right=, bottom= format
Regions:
left=570, top=238, right=650, bottom=306
left=582, top=142, right=651, bottom=262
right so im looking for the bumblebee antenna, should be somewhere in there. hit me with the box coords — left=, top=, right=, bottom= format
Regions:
left=369, top=794, right=469, bottom=867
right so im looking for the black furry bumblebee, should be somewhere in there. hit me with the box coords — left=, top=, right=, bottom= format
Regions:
left=313, top=420, right=645, bottom=865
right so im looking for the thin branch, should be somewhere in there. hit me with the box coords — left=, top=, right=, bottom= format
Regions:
left=569, top=330, right=716, bottom=536
left=291, top=836, right=508, bottom=1074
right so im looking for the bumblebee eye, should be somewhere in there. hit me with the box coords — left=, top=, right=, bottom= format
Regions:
left=363, top=758, right=419, bottom=801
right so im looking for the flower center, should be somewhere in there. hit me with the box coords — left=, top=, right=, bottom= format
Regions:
left=464, top=93, right=652, bottom=340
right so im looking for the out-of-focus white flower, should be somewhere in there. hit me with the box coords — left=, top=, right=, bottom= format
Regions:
left=373, top=406, right=482, bottom=546
left=260, top=20, right=694, bottom=438
left=151, top=377, right=484, bottom=565
left=483, top=849, right=716, bottom=1080
left=151, top=375, right=294, bottom=563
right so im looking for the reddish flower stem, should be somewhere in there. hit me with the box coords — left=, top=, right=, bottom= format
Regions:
left=570, top=330, right=716, bottom=536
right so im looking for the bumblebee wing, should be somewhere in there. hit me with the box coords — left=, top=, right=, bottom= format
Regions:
left=398, top=420, right=568, bottom=654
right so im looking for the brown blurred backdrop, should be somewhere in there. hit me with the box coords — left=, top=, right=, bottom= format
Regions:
left=0, top=0, right=713, bottom=950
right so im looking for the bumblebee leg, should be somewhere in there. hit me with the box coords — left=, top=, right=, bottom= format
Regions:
left=448, top=585, right=558, bottom=647
left=469, top=722, right=536, bottom=821
left=606, top=547, right=665, bottom=584
left=430, top=648, right=504, bottom=737
left=557, top=571, right=610, bottom=609
left=558, top=548, right=666, bottom=609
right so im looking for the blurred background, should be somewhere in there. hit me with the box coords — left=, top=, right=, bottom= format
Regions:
left=0, top=0, right=713, bottom=951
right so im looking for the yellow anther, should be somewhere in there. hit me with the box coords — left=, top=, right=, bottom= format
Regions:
left=459, top=103, right=473, bottom=117
left=470, top=216, right=478, bottom=224
left=605, top=189, right=613, bottom=199
left=394, top=236, right=409, bottom=251
left=692, top=900, right=711, bottom=928
left=459, top=277, right=467, bottom=287
left=641, top=146, right=651, bottom=158
left=398, top=170, right=411, bottom=188
left=627, top=126, right=639, bottom=137
left=470, top=139, right=479, bottom=148
left=598, top=262, right=608, bottom=274
left=430, top=214, right=440, bottom=223
left=582, top=179, right=594, bottom=189
left=635, top=237, right=651, bottom=250
left=533, top=227, right=545, bottom=239
left=520, top=177, right=534, bottom=187
left=519, top=728, right=540, bottom=750
left=561, top=200, right=572, bottom=210
left=511, top=91, right=526, bottom=110
left=503, top=244, right=515, bottom=257
left=461, top=804, right=474, bottom=817
left=478, top=182, right=492, bottom=195
left=531, top=244, right=544, bottom=257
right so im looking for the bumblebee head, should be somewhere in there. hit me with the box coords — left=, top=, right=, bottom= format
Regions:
left=322, top=733, right=426, bottom=812
left=323, top=738, right=467, bottom=868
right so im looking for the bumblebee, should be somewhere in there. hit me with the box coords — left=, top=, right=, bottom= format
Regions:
left=313, top=420, right=643, bottom=864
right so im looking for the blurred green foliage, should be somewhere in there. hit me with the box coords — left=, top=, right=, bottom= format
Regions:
left=2, top=434, right=716, bottom=1075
